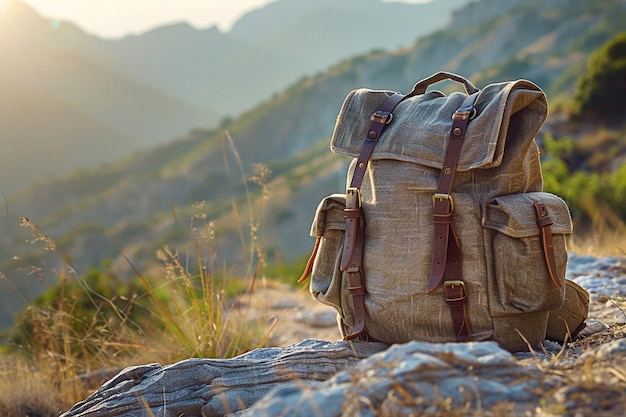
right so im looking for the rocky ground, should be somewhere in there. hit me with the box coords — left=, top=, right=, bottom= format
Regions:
left=61, top=254, right=626, bottom=417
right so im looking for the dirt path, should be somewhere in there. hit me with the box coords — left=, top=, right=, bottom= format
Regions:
left=244, top=280, right=343, bottom=347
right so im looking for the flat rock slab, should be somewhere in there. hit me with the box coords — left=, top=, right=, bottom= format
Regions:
left=60, top=339, right=388, bottom=417
left=61, top=335, right=626, bottom=417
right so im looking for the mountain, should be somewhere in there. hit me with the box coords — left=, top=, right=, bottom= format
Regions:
left=88, top=0, right=469, bottom=116
left=0, top=0, right=214, bottom=194
left=228, top=0, right=468, bottom=70
left=0, top=0, right=624, bottom=329
left=0, top=0, right=468, bottom=194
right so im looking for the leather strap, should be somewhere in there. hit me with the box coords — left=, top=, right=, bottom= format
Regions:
left=570, top=321, right=587, bottom=341
left=297, top=236, right=321, bottom=283
left=428, top=92, right=479, bottom=342
left=347, top=93, right=405, bottom=192
left=406, top=71, right=480, bottom=98
left=534, top=202, right=562, bottom=288
left=428, top=93, right=478, bottom=292
left=341, top=93, right=404, bottom=341
left=444, top=280, right=470, bottom=341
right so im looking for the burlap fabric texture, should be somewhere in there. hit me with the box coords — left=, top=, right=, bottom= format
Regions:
left=306, top=76, right=589, bottom=352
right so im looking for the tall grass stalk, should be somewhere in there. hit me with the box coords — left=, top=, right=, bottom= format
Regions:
left=222, top=130, right=257, bottom=279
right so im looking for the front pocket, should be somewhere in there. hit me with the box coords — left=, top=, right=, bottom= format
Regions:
left=483, top=192, right=572, bottom=315
left=306, top=194, right=347, bottom=313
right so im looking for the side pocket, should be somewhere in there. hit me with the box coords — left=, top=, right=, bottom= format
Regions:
left=305, top=194, right=346, bottom=313
left=483, top=192, right=572, bottom=315
left=546, top=279, right=590, bottom=343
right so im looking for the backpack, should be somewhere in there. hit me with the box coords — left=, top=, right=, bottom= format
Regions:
left=299, top=72, right=589, bottom=352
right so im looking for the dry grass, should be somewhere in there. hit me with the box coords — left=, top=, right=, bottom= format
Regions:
left=0, top=216, right=274, bottom=416
left=568, top=212, right=626, bottom=257
left=0, top=355, right=69, bottom=417
left=536, top=324, right=626, bottom=416
left=0, top=134, right=278, bottom=416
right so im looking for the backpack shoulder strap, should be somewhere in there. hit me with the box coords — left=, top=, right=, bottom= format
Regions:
left=341, top=92, right=404, bottom=341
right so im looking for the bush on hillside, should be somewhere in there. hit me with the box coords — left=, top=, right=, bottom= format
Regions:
left=572, top=32, right=626, bottom=122
left=541, top=133, right=626, bottom=231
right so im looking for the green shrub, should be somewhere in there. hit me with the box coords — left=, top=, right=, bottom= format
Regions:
left=572, top=32, right=626, bottom=122
left=542, top=132, right=626, bottom=230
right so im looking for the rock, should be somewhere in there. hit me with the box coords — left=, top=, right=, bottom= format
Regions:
left=581, top=318, right=610, bottom=336
left=60, top=335, right=626, bottom=417
left=236, top=341, right=542, bottom=417
left=60, top=339, right=388, bottom=417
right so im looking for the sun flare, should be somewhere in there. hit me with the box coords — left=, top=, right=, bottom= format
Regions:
left=0, top=0, right=10, bottom=15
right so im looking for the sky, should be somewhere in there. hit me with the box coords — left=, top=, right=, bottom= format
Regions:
left=17, top=0, right=430, bottom=39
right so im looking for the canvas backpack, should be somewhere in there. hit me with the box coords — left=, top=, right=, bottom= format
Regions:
left=299, top=72, right=589, bottom=352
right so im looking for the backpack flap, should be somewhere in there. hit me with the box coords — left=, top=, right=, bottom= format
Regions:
left=330, top=80, right=547, bottom=172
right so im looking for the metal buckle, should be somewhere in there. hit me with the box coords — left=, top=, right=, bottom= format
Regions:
left=432, top=193, right=454, bottom=212
left=452, top=108, right=477, bottom=121
left=347, top=267, right=365, bottom=295
left=370, top=111, right=393, bottom=125
left=346, top=187, right=362, bottom=208
left=444, top=280, right=466, bottom=302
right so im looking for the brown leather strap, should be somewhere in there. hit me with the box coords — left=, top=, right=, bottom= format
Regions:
left=297, top=236, right=321, bottom=283
left=444, top=280, right=470, bottom=341
left=428, top=92, right=478, bottom=342
left=341, top=93, right=404, bottom=341
left=340, top=190, right=362, bottom=271
left=534, top=202, right=562, bottom=288
left=406, top=71, right=480, bottom=98
left=341, top=188, right=368, bottom=339
left=428, top=93, right=478, bottom=292
left=571, top=321, right=587, bottom=341
left=348, top=93, right=405, bottom=190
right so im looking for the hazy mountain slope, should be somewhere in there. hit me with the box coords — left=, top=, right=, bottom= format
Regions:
left=0, top=1, right=213, bottom=193
left=88, top=23, right=298, bottom=112
left=0, top=80, right=137, bottom=193
left=86, top=0, right=470, bottom=118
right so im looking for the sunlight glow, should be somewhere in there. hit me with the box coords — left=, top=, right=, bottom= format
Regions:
left=19, top=0, right=277, bottom=39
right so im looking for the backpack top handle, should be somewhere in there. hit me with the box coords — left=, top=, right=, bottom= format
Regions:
left=406, top=71, right=480, bottom=98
